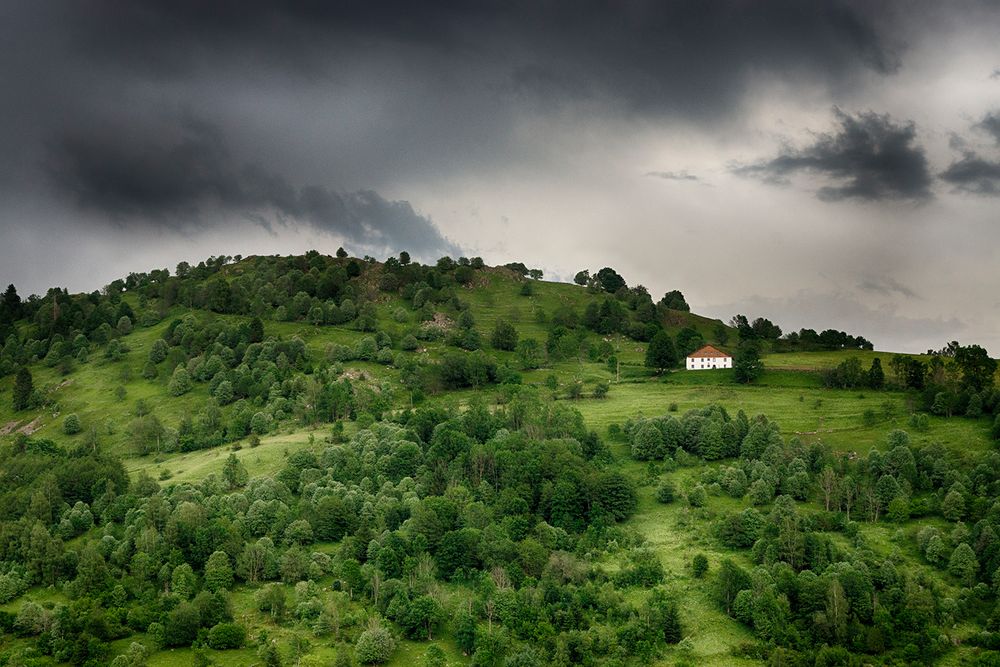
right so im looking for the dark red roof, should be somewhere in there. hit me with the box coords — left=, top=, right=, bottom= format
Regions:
left=687, top=345, right=730, bottom=359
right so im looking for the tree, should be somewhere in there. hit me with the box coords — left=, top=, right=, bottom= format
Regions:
left=675, top=327, right=705, bottom=356
left=714, top=559, right=751, bottom=614
left=631, top=423, right=665, bottom=460
left=422, top=645, right=446, bottom=667
left=645, top=331, right=677, bottom=373
left=955, top=344, right=997, bottom=392
left=256, top=584, right=287, bottom=620
left=337, top=247, right=348, bottom=258
left=399, top=251, right=411, bottom=265
left=2, top=284, right=21, bottom=320
left=516, top=338, right=542, bottom=370
left=733, top=344, right=764, bottom=384
left=222, top=453, right=249, bottom=490
left=942, top=489, right=966, bottom=521
left=454, top=609, right=477, bottom=655
left=148, top=339, right=168, bottom=364
left=399, top=595, right=444, bottom=640
left=662, top=602, right=682, bottom=643
left=573, top=270, right=590, bottom=286
left=355, top=621, right=396, bottom=664
left=868, top=357, right=885, bottom=389
left=163, top=601, right=200, bottom=647
left=63, top=413, right=82, bottom=435
left=692, top=553, right=709, bottom=578
left=818, top=466, right=839, bottom=512
left=948, top=543, right=979, bottom=585
left=168, top=366, right=192, bottom=396
left=490, top=320, right=518, bottom=351
left=593, top=472, right=637, bottom=521
left=12, top=366, right=32, bottom=411
left=659, top=290, right=690, bottom=311
left=207, top=623, right=246, bottom=650
left=204, top=551, right=234, bottom=592
left=595, top=267, right=626, bottom=293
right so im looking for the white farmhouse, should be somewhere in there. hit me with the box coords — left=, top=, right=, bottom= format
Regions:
left=686, top=345, right=732, bottom=370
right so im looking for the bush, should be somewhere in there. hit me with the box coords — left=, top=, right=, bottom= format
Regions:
left=687, top=484, right=708, bottom=508
left=168, top=366, right=192, bottom=396
left=692, top=553, right=709, bottom=578
left=656, top=481, right=677, bottom=504
left=207, top=623, right=246, bottom=650
left=63, top=413, right=82, bottom=435
left=356, top=624, right=396, bottom=664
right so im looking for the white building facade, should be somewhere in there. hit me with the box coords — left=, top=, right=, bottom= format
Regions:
left=686, top=345, right=732, bottom=370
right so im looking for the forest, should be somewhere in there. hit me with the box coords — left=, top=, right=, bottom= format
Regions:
left=0, top=250, right=999, bottom=666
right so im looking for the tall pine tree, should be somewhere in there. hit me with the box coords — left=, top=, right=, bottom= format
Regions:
left=12, top=366, right=32, bottom=411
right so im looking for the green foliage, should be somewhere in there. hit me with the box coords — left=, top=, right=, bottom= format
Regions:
left=167, top=365, right=192, bottom=396
left=733, top=343, right=764, bottom=384
left=12, top=366, right=32, bottom=410
left=355, top=622, right=396, bottom=664
left=204, top=550, right=234, bottom=592
left=63, top=413, right=82, bottom=435
left=207, top=622, right=246, bottom=649
left=490, top=319, right=519, bottom=351
left=644, top=330, right=677, bottom=373
left=692, top=553, right=709, bottom=578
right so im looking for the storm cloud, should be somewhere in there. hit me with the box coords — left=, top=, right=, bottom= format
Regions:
left=940, top=154, right=1000, bottom=195
left=977, top=111, right=1000, bottom=145
left=59, top=1, right=898, bottom=119
left=734, top=109, right=933, bottom=202
left=44, top=115, right=458, bottom=257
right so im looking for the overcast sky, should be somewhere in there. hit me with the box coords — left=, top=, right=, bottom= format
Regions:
left=1, top=1, right=999, bottom=353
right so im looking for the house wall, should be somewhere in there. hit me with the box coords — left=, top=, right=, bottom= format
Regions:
left=686, top=356, right=733, bottom=370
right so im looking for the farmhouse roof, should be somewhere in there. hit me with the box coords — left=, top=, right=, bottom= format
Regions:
left=687, top=345, right=730, bottom=359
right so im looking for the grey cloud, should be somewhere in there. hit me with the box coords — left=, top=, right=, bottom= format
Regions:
left=734, top=109, right=932, bottom=202
left=977, top=111, right=1000, bottom=144
left=45, top=116, right=460, bottom=258
left=645, top=171, right=700, bottom=182
left=940, top=153, right=1000, bottom=195
left=52, top=1, right=897, bottom=121
left=857, top=276, right=919, bottom=299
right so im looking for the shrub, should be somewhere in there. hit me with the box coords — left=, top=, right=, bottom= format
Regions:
left=168, top=366, right=192, bottom=396
left=692, top=554, right=709, bottom=578
left=207, top=623, right=246, bottom=650
left=356, top=623, right=396, bottom=664
left=655, top=481, right=677, bottom=504
left=687, top=484, right=708, bottom=508
left=63, top=413, right=82, bottom=435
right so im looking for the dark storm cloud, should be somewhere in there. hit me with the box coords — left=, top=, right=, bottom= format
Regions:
left=45, top=116, right=459, bottom=257
left=937, top=111, right=1000, bottom=196
left=54, top=1, right=897, bottom=119
left=645, top=171, right=700, bottom=182
left=734, top=109, right=932, bottom=201
left=978, top=111, right=1000, bottom=144
left=940, top=154, right=1000, bottom=195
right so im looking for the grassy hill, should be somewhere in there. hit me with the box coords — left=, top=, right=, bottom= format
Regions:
left=0, top=252, right=996, bottom=666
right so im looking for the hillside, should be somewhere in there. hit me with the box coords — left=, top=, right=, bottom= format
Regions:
left=0, top=252, right=998, bottom=667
